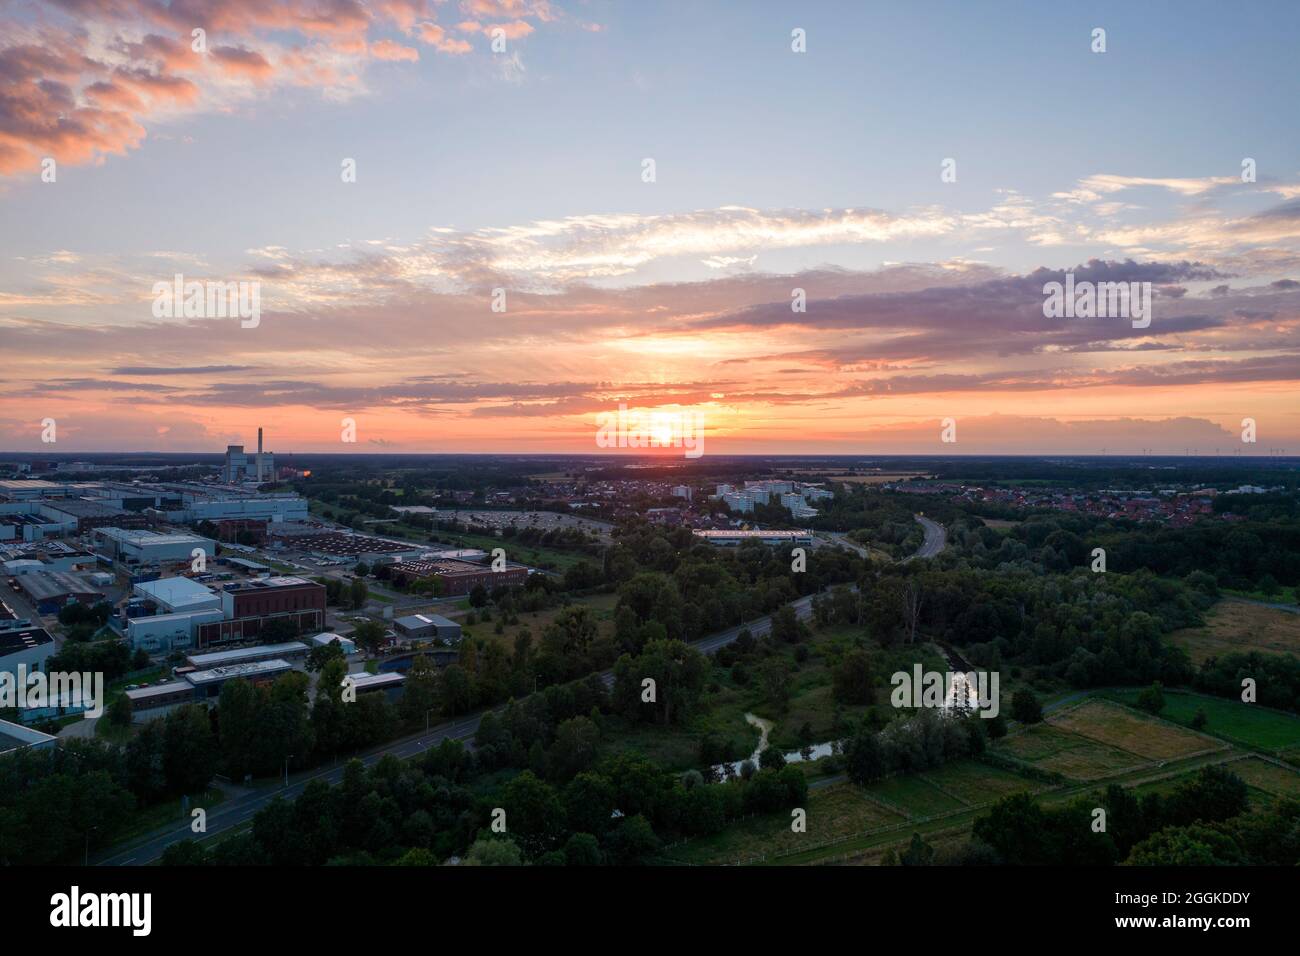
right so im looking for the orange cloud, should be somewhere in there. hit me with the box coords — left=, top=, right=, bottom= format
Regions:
left=369, top=38, right=420, bottom=61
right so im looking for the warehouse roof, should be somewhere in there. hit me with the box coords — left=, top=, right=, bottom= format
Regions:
left=18, top=571, right=102, bottom=602
left=135, top=576, right=218, bottom=611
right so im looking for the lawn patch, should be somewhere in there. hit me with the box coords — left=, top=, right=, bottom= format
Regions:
left=998, top=724, right=1148, bottom=780
left=1105, top=689, right=1300, bottom=752
left=665, top=783, right=903, bottom=865
left=1051, top=700, right=1218, bottom=761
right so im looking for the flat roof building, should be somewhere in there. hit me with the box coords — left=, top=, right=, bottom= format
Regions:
left=187, top=658, right=294, bottom=698
left=185, top=641, right=310, bottom=670
left=123, top=682, right=199, bottom=722
left=18, top=571, right=104, bottom=613
left=692, top=529, right=815, bottom=547
left=0, top=717, right=58, bottom=754
left=389, top=558, right=527, bottom=596
left=94, top=527, right=216, bottom=565
left=134, top=576, right=222, bottom=614
left=393, top=613, right=462, bottom=643
left=0, top=626, right=55, bottom=678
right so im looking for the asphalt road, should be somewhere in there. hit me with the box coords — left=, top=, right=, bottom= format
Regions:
left=909, top=515, right=947, bottom=560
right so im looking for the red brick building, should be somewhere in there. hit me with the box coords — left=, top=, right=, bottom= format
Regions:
left=195, top=575, right=326, bottom=647
left=216, top=518, right=268, bottom=544
left=389, top=558, right=527, bottom=595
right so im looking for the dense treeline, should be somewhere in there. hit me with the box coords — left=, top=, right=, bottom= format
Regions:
left=949, top=766, right=1300, bottom=866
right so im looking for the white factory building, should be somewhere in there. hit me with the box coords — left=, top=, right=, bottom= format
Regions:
left=125, top=577, right=224, bottom=653
left=94, top=528, right=216, bottom=566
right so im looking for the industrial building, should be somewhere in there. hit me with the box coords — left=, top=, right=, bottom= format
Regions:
left=134, top=576, right=222, bottom=614
left=0, top=718, right=57, bottom=755
left=279, top=531, right=424, bottom=564
left=691, top=529, right=815, bottom=547
left=0, top=502, right=77, bottom=541
left=124, top=657, right=295, bottom=721
left=185, top=641, right=310, bottom=670
left=123, top=577, right=225, bottom=652
left=346, top=671, right=404, bottom=700
left=388, top=558, right=527, bottom=595
left=222, top=428, right=274, bottom=484
left=18, top=571, right=104, bottom=614
left=393, top=613, right=462, bottom=643
left=93, top=528, right=215, bottom=567
left=120, top=681, right=198, bottom=722
left=187, top=658, right=294, bottom=698
left=308, top=632, right=357, bottom=656
left=126, top=608, right=223, bottom=654
left=195, top=576, right=326, bottom=647
left=0, top=626, right=54, bottom=679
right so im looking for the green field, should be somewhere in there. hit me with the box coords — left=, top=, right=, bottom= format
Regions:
left=998, top=723, right=1148, bottom=780
left=665, top=782, right=904, bottom=865
left=1105, top=689, right=1300, bottom=752
left=1230, top=756, right=1300, bottom=799
left=918, top=759, right=1038, bottom=805
left=1052, top=699, right=1220, bottom=760
left=865, top=774, right=965, bottom=817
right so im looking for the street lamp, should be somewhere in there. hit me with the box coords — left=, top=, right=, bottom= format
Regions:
left=283, top=753, right=295, bottom=788
left=84, top=825, right=99, bottom=866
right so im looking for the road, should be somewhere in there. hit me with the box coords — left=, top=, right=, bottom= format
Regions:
left=908, top=515, right=947, bottom=560
left=95, top=589, right=826, bottom=866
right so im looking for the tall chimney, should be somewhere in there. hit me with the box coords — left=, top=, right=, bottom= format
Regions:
left=257, top=427, right=264, bottom=482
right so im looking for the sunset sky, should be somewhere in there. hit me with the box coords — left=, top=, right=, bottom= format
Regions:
left=2, top=0, right=1299, bottom=455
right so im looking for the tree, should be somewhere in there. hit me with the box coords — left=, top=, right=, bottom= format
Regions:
left=500, top=771, right=564, bottom=858
left=469, top=584, right=488, bottom=608
left=770, top=605, right=803, bottom=644
left=900, top=832, right=935, bottom=866
left=1136, top=681, right=1166, bottom=715
left=350, top=619, right=387, bottom=655
left=844, top=725, right=886, bottom=784
left=902, top=578, right=923, bottom=644
left=611, top=639, right=708, bottom=725
left=466, top=837, right=523, bottom=866
left=348, top=578, right=369, bottom=610
left=564, top=832, right=603, bottom=866
left=604, top=814, right=660, bottom=865
left=160, top=839, right=210, bottom=866
left=832, top=649, right=874, bottom=704
left=161, top=704, right=218, bottom=796
left=1010, top=689, right=1043, bottom=725
left=1190, top=707, right=1208, bottom=730
left=216, top=678, right=259, bottom=781
left=400, top=653, right=439, bottom=726
left=106, top=693, right=132, bottom=728
left=1125, top=825, right=1243, bottom=865
left=306, top=639, right=346, bottom=673
left=548, top=716, right=600, bottom=781
left=563, top=772, right=617, bottom=837
left=756, top=658, right=793, bottom=712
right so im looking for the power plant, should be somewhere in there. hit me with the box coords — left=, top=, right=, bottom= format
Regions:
left=222, top=428, right=274, bottom=484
